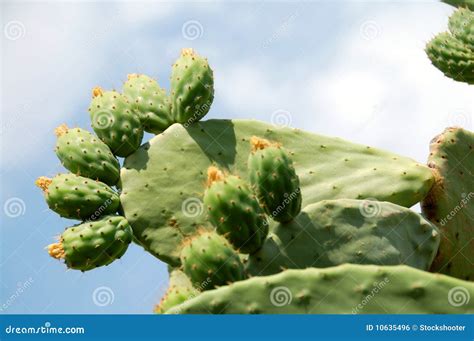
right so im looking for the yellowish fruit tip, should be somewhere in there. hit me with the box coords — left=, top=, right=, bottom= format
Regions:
left=250, top=136, right=280, bottom=152
left=54, top=124, right=69, bottom=137
left=181, top=48, right=196, bottom=57
left=206, top=166, right=224, bottom=187
left=127, top=73, right=139, bottom=80
left=48, top=241, right=65, bottom=259
left=92, top=86, right=104, bottom=98
left=35, top=176, right=52, bottom=193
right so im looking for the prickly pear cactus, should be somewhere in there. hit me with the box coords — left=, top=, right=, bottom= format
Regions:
left=120, top=119, right=434, bottom=266
left=123, top=74, right=173, bottom=134
left=204, top=166, right=268, bottom=254
left=48, top=215, right=133, bottom=271
left=35, top=174, right=119, bottom=220
left=422, top=127, right=474, bottom=281
left=443, top=0, right=474, bottom=11
left=426, top=8, right=474, bottom=84
left=248, top=136, right=302, bottom=223
left=88, top=88, right=144, bottom=157
left=246, top=199, right=440, bottom=276
left=167, top=264, right=474, bottom=314
left=154, top=269, right=199, bottom=314
left=180, top=230, right=245, bottom=290
left=170, top=48, right=214, bottom=125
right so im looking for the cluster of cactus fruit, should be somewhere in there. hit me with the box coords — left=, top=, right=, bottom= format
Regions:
left=37, top=13, right=474, bottom=313
left=426, top=1, right=474, bottom=84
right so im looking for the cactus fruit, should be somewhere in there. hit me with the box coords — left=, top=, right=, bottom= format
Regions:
left=54, top=124, right=120, bottom=186
left=246, top=199, right=440, bottom=276
left=48, top=215, right=133, bottom=271
left=170, top=48, right=214, bottom=125
left=120, top=119, right=434, bottom=266
left=154, top=269, right=199, bottom=314
left=449, top=8, right=474, bottom=51
left=123, top=74, right=173, bottom=134
left=180, top=230, right=245, bottom=290
left=167, top=264, right=474, bottom=314
left=203, top=166, right=268, bottom=254
left=422, top=128, right=474, bottom=281
left=88, top=87, right=144, bottom=157
left=35, top=174, right=120, bottom=220
left=248, top=136, right=302, bottom=222
left=443, top=0, right=474, bottom=11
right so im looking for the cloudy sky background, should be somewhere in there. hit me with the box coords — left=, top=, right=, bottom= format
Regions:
left=1, top=0, right=473, bottom=313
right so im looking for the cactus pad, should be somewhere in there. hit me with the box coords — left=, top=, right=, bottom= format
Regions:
left=48, top=215, right=133, bottom=271
left=422, top=127, right=474, bottom=281
left=246, top=199, right=440, bottom=276
left=154, top=269, right=199, bottom=314
left=449, top=8, right=474, bottom=51
left=120, top=119, right=435, bottom=266
left=167, top=264, right=474, bottom=314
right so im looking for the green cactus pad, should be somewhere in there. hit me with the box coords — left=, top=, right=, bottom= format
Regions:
left=449, top=8, right=474, bottom=51
left=426, top=32, right=474, bottom=84
left=54, top=125, right=120, bottom=186
left=36, top=174, right=120, bottom=220
left=248, top=137, right=302, bottom=223
left=154, top=269, right=199, bottom=314
left=170, top=49, right=214, bottom=125
left=123, top=74, right=173, bottom=134
left=48, top=215, right=133, bottom=271
left=180, top=230, right=245, bottom=290
left=246, top=199, right=440, bottom=276
left=120, top=119, right=434, bottom=266
left=204, top=167, right=268, bottom=254
left=167, top=264, right=474, bottom=314
left=88, top=87, right=144, bottom=157
left=443, top=0, right=474, bottom=11
left=422, top=127, right=474, bottom=281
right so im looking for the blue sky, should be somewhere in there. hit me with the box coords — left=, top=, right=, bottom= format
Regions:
left=1, top=0, right=472, bottom=314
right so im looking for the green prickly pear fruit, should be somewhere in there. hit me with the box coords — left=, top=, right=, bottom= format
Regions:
left=203, top=166, right=268, bottom=254
left=426, top=32, right=474, bottom=84
left=248, top=136, right=302, bottom=223
left=35, top=174, right=120, bottom=220
left=180, top=229, right=245, bottom=290
left=48, top=215, right=132, bottom=271
left=88, top=87, right=144, bottom=157
left=123, top=74, right=173, bottom=134
left=442, top=0, right=474, bottom=11
left=170, top=48, right=214, bottom=125
left=448, top=8, right=474, bottom=51
left=54, top=124, right=120, bottom=186
left=154, top=270, right=199, bottom=314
